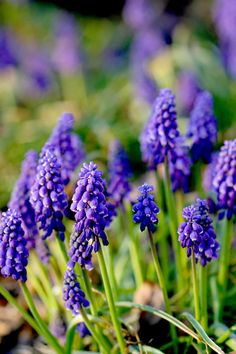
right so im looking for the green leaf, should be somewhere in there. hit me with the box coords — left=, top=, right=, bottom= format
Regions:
left=129, top=344, right=165, bottom=353
left=182, top=312, right=224, bottom=354
left=115, top=301, right=199, bottom=341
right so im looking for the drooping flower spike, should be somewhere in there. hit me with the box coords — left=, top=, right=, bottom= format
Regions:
left=69, top=162, right=109, bottom=270
left=140, top=88, right=180, bottom=169
left=212, top=139, right=236, bottom=219
left=30, top=145, right=68, bottom=241
left=178, top=199, right=220, bottom=266
left=188, top=91, right=217, bottom=163
left=63, top=267, right=89, bottom=316
left=0, top=209, right=29, bottom=282
left=107, top=140, right=132, bottom=207
left=48, top=113, right=85, bottom=185
left=132, top=183, right=159, bottom=232
left=9, top=150, right=39, bottom=249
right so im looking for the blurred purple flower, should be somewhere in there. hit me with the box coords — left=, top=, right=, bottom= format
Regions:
left=123, top=0, right=157, bottom=31
left=52, top=11, right=82, bottom=74
left=168, top=137, right=192, bottom=193
left=107, top=140, right=132, bottom=207
left=177, top=71, right=201, bottom=114
left=212, top=139, right=236, bottom=219
left=0, top=27, right=17, bottom=70
left=77, top=322, right=91, bottom=338
left=203, top=153, right=218, bottom=193
left=50, top=315, right=67, bottom=344
left=188, top=91, right=217, bottom=163
left=9, top=150, right=39, bottom=249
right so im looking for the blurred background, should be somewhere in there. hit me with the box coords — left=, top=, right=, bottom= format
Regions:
left=0, top=0, right=236, bottom=210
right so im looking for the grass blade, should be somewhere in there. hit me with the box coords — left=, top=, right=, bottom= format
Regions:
left=182, top=312, right=224, bottom=354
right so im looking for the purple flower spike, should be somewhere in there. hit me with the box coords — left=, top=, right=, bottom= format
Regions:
left=168, top=137, right=192, bottom=193
left=0, top=209, right=29, bottom=282
left=63, top=267, right=89, bottom=316
left=178, top=199, right=220, bottom=266
left=212, top=139, right=236, bottom=219
left=108, top=140, right=132, bottom=207
left=50, top=315, right=67, bottom=344
left=30, top=146, right=68, bottom=241
left=69, top=162, right=109, bottom=270
left=9, top=150, right=39, bottom=249
left=122, top=0, right=156, bottom=31
left=132, top=184, right=159, bottom=232
left=188, top=91, right=217, bottom=163
left=140, top=88, right=180, bottom=169
left=48, top=113, right=85, bottom=185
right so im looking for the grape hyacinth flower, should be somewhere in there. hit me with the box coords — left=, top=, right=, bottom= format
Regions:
left=168, top=137, right=192, bottom=193
left=178, top=199, right=220, bottom=266
left=140, top=88, right=180, bottom=169
left=188, top=91, right=217, bottom=163
left=63, top=267, right=89, bottom=316
left=52, top=11, right=82, bottom=74
left=48, top=113, right=85, bottom=185
left=177, top=71, right=201, bottom=114
left=50, top=315, right=67, bottom=344
left=69, top=162, right=109, bottom=270
left=133, top=184, right=159, bottom=232
left=30, top=146, right=68, bottom=241
left=212, top=139, right=236, bottom=219
left=0, top=209, right=29, bottom=282
left=77, top=322, right=91, bottom=338
left=0, top=27, right=17, bottom=70
left=213, top=0, right=236, bottom=78
left=122, top=0, right=156, bottom=31
left=107, top=140, right=132, bottom=207
left=9, top=150, right=39, bottom=249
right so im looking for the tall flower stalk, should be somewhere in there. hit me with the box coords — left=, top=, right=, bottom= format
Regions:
left=133, top=184, right=177, bottom=351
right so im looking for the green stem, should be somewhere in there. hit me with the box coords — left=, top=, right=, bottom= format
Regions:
left=127, top=205, right=144, bottom=288
left=80, top=307, right=111, bottom=352
left=155, top=170, right=169, bottom=288
left=147, top=230, right=177, bottom=352
left=191, top=254, right=200, bottom=322
left=65, top=325, right=76, bottom=354
left=20, top=282, right=64, bottom=354
left=217, top=218, right=233, bottom=320
left=107, top=242, right=119, bottom=300
left=200, top=265, right=208, bottom=331
left=56, top=233, right=69, bottom=264
left=0, top=284, right=41, bottom=334
left=82, top=270, right=111, bottom=352
left=97, top=243, right=126, bottom=353
left=163, top=158, right=184, bottom=294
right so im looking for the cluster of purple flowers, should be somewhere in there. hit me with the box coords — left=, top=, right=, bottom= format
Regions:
left=0, top=209, right=29, bottom=282
left=0, top=27, right=17, bottom=70
left=9, top=150, right=39, bottom=249
left=108, top=140, right=132, bottom=207
left=212, top=139, right=236, bottom=219
left=69, top=162, right=109, bottom=270
left=140, top=88, right=180, bottom=169
left=178, top=199, right=220, bottom=266
left=188, top=91, right=217, bottom=163
left=63, top=267, right=90, bottom=316
left=30, top=146, right=68, bottom=241
left=47, top=113, right=85, bottom=185
left=133, top=184, right=159, bottom=233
